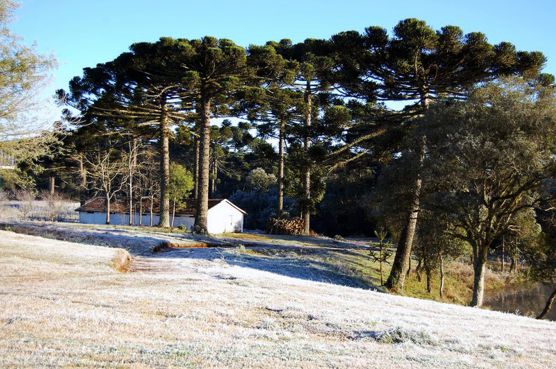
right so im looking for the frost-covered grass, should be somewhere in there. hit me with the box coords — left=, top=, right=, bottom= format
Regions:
left=1, top=230, right=555, bottom=368
left=0, top=200, right=80, bottom=222
left=0, top=222, right=531, bottom=306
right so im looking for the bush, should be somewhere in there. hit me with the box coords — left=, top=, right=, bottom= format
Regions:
left=41, top=191, right=68, bottom=222
left=15, top=189, right=35, bottom=219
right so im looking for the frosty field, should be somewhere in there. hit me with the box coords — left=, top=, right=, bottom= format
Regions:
left=1, top=230, right=555, bottom=368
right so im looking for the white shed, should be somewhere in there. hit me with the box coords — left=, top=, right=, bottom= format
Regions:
left=206, top=199, right=245, bottom=233
left=76, top=198, right=246, bottom=233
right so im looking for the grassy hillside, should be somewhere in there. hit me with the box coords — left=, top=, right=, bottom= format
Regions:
left=1, top=230, right=554, bottom=368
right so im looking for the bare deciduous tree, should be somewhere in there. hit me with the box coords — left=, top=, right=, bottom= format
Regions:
left=84, top=147, right=128, bottom=224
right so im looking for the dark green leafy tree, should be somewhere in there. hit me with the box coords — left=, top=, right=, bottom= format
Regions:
left=417, top=79, right=556, bottom=307
left=331, top=18, right=550, bottom=291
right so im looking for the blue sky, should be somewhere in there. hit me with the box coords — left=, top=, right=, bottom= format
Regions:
left=12, top=0, right=556, bottom=117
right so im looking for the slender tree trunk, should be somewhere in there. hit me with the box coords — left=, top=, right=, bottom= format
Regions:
left=49, top=176, right=55, bottom=195
left=385, top=88, right=429, bottom=290
left=471, top=246, right=489, bottom=307
left=171, top=199, right=176, bottom=228
left=158, top=101, right=171, bottom=228
left=277, top=118, right=286, bottom=215
left=210, top=154, right=217, bottom=196
left=128, top=139, right=137, bottom=226
left=128, top=174, right=133, bottom=226
left=426, top=267, right=432, bottom=294
left=194, top=135, right=200, bottom=201
left=139, top=197, right=143, bottom=226
left=509, top=255, right=516, bottom=273
left=379, top=249, right=384, bottom=285
left=501, top=237, right=505, bottom=273
left=385, top=136, right=425, bottom=290
left=79, top=154, right=87, bottom=188
left=416, top=258, right=423, bottom=282
left=439, top=254, right=445, bottom=298
left=195, top=95, right=211, bottom=234
left=150, top=195, right=153, bottom=227
left=537, top=288, right=556, bottom=319
left=302, top=83, right=312, bottom=235
left=105, top=195, right=111, bottom=224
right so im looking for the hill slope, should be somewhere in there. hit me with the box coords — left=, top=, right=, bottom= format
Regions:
left=0, top=230, right=554, bottom=368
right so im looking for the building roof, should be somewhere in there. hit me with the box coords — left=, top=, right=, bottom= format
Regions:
left=76, top=197, right=245, bottom=215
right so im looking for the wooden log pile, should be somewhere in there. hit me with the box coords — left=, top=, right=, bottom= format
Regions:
left=266, top=217, right=305, bottom=235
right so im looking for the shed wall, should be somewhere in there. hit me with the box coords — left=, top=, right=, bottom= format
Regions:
left=79, top=211, right=194, bottom=229
left=207, top=201, right=244, bottom=233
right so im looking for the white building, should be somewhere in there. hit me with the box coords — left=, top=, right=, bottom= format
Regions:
left=76, top=198, right=245, bottom=233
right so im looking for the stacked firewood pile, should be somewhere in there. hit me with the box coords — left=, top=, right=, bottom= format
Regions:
left=266, top=217, right=305, bottom=235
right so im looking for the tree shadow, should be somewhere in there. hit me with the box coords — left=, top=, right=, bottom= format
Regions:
left=0, top=222, right=381, bottom=290
left=159, top=247, right=378, bottom=290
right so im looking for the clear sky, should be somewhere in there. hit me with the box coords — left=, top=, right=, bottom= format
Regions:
left=11, top=0, right=556, bottom=119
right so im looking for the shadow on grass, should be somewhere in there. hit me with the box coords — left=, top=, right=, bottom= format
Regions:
left=0, top=221, right=381, bottom=290
left=160, top=246, right=379, bottom=290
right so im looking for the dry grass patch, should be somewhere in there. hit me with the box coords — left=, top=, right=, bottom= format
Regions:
left=152, top=240, right=209, bottom=253
left=221, top=232, right=272, bottom=241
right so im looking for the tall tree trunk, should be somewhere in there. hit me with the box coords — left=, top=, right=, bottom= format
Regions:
left=78, top=154, right=87, bottom=204
left=49, top=176, right=55, bottom=195
left=79, top=154, right=87, bottom=188
left=439, top=254, right=445, bottom=298
left=471, top=246, right=489, bottom=307
left=302, top=83, right=312, bottom=235
left=195, top=96, right=211, bottom=234
left=210, top=153, right=217, bottom=196
left=501, top=237, right=505, bottom=273
left=385, top=136, right=425, bottom=290
left=385, top=88, right=429, bottom=290
left=139, top=197, right=143, bottom=226
left=194, top=134, right=200, bottom=201
left=128, top=139, right=136, bottom=226
left=158, top=101, right=171, bottom=227
left=537, top=288, right=556, bottom=319
left=277, top=118, right=286, bottom=215
left=172, top=199, right=176, bottom=228
left=149, top=195, right=154, bottom=227
left=105, top=195, right=111, bottom=224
